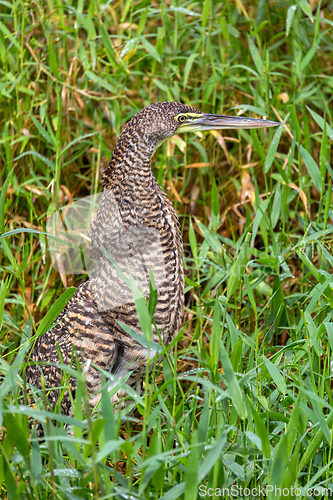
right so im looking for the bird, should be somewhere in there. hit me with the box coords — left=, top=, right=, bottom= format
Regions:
left=26, top=102, right=278, bottom=417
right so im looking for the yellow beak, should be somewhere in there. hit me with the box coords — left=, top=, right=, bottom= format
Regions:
left=178, top=113, right=279, bottom=133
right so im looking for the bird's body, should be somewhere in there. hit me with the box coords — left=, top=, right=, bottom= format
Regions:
left=26, top=102, right=277, bottom=415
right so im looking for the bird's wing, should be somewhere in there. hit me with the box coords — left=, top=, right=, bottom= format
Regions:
left=27, top=281, right=118, bottom=402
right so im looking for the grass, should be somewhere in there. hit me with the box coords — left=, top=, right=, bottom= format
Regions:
left=1, top=0, right=333, bottom=498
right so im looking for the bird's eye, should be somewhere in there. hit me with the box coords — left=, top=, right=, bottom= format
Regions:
left=177, top=114, right=187, bottom=123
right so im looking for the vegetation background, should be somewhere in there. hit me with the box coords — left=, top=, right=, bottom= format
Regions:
left=1, top=0, right=333, bottom=498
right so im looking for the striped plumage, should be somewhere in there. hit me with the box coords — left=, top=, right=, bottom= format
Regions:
left=26, top=102, right=278, bottom=416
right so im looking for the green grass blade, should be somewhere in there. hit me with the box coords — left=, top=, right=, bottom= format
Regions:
left=219, top=341, right=245, bottom=419
left=0, top=166, right=14, bottom=234
left=263, top=356, right=286, bottom=395
left=227, top=232, right=250, bottom=300
left=264, top=121, right=285, bottom=173
left=35, top=287, right=76, bottom=337
left=299, top=145, right=322, bottom=193
left=248, top=400, right=270, bottom=459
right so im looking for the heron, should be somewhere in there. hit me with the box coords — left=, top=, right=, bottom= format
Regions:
left=26, top=102, right=278, bottom=417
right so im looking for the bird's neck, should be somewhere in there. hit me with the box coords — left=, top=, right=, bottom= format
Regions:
left=102, top=129, right=159, bottom=191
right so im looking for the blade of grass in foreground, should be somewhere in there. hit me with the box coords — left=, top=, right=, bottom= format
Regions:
left=264, top=120, right=286, bottom=173
left=0, top=167, right=14, bottom=234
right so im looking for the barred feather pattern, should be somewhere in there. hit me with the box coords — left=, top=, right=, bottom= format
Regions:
left=26, top=102, right=202, bottom=415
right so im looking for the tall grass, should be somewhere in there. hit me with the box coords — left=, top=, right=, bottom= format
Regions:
left=1, top=0, right=333, bottom=498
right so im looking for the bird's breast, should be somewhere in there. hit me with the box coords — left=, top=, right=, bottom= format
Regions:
left=90, top=185, right=184, bottom=343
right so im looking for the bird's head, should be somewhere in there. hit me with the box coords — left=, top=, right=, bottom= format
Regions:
left=124, top=101, right=279, bottom=152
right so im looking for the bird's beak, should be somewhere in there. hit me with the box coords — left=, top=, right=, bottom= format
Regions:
left=178, top=113, right=279, bottom=133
